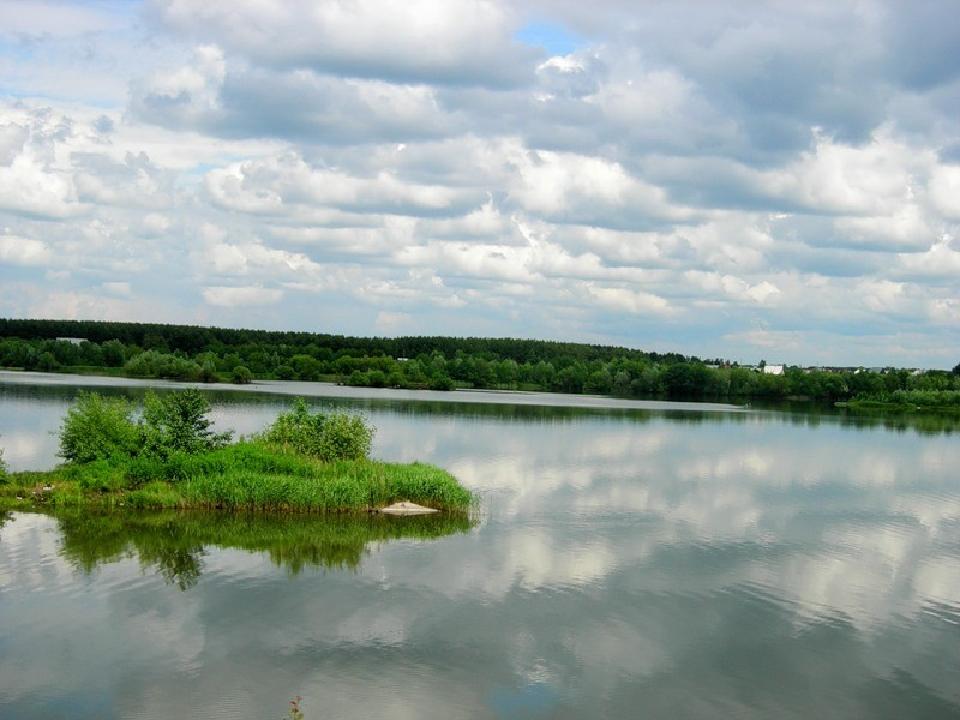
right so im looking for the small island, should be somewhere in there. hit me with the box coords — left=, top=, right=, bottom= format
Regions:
left=0, top=391, right=472, bottom=514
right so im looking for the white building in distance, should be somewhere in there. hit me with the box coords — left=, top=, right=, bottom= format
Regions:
left=762, top=364, right=785, bottom=375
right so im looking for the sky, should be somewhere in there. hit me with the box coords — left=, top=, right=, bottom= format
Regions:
left=0, top=0, right=958, bottom=367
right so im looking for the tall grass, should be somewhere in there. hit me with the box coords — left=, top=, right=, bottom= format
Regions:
left=1, top=441, right=472, bottom=513
left=2, top=392, right=472, bottom=513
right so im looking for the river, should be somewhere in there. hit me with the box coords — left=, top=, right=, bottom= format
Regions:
left=1, top=372, right=958, bottom=719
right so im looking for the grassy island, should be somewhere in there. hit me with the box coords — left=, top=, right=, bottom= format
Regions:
left=0, top=391, right=471, bottom=514
left=836, top=389, right=960, bottom=415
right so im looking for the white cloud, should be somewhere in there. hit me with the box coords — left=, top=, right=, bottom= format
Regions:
left=0, top=2, right=124, bottom=38
left=205, top=152, right=473, bottom=216
left=508, top=148, right=694, bottom=227
left=0, top=155, right=83, bottom=219
left=929, top=165, right=960, bottom=220
left=0, top=123, right=29, bottom=165
left=147, top=0, right=536, bottom=86
left=582, top=283, right=671, bottom=315
left=1, top=1, right=960, bottom=364
left=0, top=235, right=52, bottom=266
left=101, top=281, right=133, bottom=298
left=201, top=285, right=284, bottom=306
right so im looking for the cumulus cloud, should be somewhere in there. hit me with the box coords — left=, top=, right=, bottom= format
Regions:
left=146, top=0, right=539, bottom=87
left=202, top=285, right=284, bottom=307
left=0, top=154, right=83, bottom=219
left=0, top=235, right=52, bottom=266
left=1, top=1, right=959, bottom=364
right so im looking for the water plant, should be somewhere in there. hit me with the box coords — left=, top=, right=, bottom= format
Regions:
left=287, top=696, right=304, bottom=720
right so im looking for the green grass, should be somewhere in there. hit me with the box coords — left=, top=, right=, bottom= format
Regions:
left=839, top=398, right=960, bottom=415
left=0, top=441, right=473, bottom=513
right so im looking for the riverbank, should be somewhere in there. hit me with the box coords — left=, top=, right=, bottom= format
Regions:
left=836, top=399, right=960, bottom=415
left=0, top=441, right=472, bottom=513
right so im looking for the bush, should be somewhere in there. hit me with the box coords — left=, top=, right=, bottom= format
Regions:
left=231, top=365, right=253, bottom=384
left=262, top=398, right=325, bottom=455
left=200, top=359, right=219, bottom=383
left=141, top=390, right=232, bottom=459
left=0, top=443, right=7, bottom=484
left=316, top=412, right=374, bottom=462
left=59, top=393, right=140, bottom=463
left=262, top=398, right=373, bottom=461
left=124, top=351, right=203, bottom=381
left=428, top=375, right=455, bottom=391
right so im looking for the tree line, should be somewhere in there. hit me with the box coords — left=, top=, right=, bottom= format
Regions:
left=1, top=318, right=957, bottom=405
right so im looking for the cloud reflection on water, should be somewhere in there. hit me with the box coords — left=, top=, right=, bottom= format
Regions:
left=1, top=382, right=959, bottom=718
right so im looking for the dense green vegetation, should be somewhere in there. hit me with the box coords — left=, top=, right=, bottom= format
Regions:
left=1, top=318, right=958, bottom=405
left=0, top=390, right=472, bottom=513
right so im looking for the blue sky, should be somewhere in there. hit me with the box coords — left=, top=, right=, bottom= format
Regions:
left=0, top=0, right=958, bottom=366
left=515, top=22, right=581, bottom=56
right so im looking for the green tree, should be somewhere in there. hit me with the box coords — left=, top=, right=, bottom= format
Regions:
left=101, top=339, right=127, bottom=366
left=141, top=390, right=231, bottom=458
left=231, top=365, right=253, bottom=384
left=59, top=393, right=140, bottom=463
left=36, top=351, right=59, bottom=371
left=200, top=358, right=219, bottom=383
left=291, top=354, right=322, bottom=381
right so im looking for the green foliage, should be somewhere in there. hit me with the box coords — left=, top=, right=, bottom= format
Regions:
left=0, top=443, right=7, bottom=485
left=231, top=365, right=253, bottom=384
left=428, top=375, right=456, bottom=391
left=37, top=351, right=59, bottom=371
left=141, top=390, right=232, bottom=459
left=889, top=389, right=960, bottom=407
left=262, top=398, right=325, bottom=454
left=200, top=358, right=219, bottom=383
left=5, top=318, right=960, bottom=404
left=58, top=390, right=232, bottom=467
left=262, top=399, right=373, bottom=462
left=1, top=443, right=472, bottom=513
left=124, top=350, right=203, bottom=381
left=59, top=393, right=140, bottom=463
left=317, top=412, right=374, bottom=462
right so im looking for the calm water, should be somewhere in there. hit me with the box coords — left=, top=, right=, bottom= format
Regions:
left=1, top=373, right=959, bottom=719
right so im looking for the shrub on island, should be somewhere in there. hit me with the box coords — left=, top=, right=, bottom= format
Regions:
left=2, top=391, right=470, bottom=513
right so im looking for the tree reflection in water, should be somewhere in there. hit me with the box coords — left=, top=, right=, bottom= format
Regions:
left=49, top=510, right=475, bottom=590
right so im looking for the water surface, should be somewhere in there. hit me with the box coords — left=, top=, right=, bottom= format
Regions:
left=1, top=373, right=959, bottom=719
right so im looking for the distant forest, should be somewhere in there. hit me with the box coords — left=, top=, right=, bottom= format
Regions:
left=1, top=318, right=958, bottom=406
